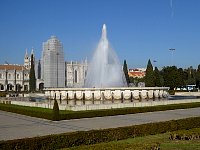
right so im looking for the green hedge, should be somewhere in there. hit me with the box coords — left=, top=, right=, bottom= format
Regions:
left=0, top=92, right=7, bottom=97
left=0, top=104, right=54, bottom=120
left=59, top=102, right=200, bottom=120
left=170, top=128, right=200, bottom=140
left=1, top=117, right=200, bottom=150
left=1, top=102, right=200, bottom=121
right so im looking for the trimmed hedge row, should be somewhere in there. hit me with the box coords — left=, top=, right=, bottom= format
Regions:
left=170, top=128, right=200, bottom=140
left=0, top=104, right=54, bottom=120
left=1, top=117, right=200, bottom=150
left=1, top=102, right=200, bottom=121
left=58, top=102, right=200, bottom=120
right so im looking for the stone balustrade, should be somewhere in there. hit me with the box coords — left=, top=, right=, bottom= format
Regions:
left=44, top=87, right=169, bottom=106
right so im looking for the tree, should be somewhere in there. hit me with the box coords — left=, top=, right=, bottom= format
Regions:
left=186, top=66, right=196, bottom=85
left=162, top=66, right=182, bottom=90
left=145, top=59, right=154, bottom=87
left=123, top=60, right=130, bottom=85
left=177, top=68, right=185, bottom=86
left=52, top=99, right=60, bottom=121
left=154, top=67, right=162, bottom=87
left=29, top=54, right=36, bottom=92
left=196, top=64, right=200, bottom=89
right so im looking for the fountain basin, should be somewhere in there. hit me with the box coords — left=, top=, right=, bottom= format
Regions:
left=44, top=87, right=169, bottom=107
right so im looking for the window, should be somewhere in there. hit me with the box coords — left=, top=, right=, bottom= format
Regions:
left=17, top=74, right=20, bottom=79
left=24, top=85, right=28, bottom=91
left=74, top=70, right=78, bottom=83
left=0, top=84, right=4, bottom=90
left=0, top=73, right=2, bottom=79
left=8, top=74, right=11, bottom=79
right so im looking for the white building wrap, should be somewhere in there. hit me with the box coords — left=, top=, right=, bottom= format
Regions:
left=41, top=36, right=65, bottom=88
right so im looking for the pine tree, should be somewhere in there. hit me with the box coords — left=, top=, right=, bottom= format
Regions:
left=123, top=60, right=130, bottom=85
left=29, top=54, right=36, bottom=92
left=52, top=99, right=60, bottom=121
left=145, top=59, right=155, bottom=87
left=154, top=67, right=162, bottom=87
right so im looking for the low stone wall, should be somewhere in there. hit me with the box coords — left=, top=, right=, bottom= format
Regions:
left=66, top=99, right=200, bottom=111
left=44, top=87, right=169, bottom=106
left=1, top=98, right=200, bottom=111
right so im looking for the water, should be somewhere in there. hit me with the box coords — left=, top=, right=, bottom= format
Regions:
left=84, top=24, right=127, bottom=88
left=168, top=95, right=200, bottom=100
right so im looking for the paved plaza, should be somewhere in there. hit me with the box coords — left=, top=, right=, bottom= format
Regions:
left=0, top=107, right=200, bottom=141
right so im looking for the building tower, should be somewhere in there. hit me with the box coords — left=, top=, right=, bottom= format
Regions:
left=24, top=49, right=29, bottom=69
left=41, top=36, right=65, bottom=88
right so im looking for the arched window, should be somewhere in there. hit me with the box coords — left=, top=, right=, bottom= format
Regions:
left=16, top=84, right=21, bottom=92
left=24, top=85, right=28, bottom=91
left=0, top=73, right=2, bottom=79
left=39, top=83, right=44, bottom=90
left=74, top=70, right=78, bottom=83
left=7, top=84, right=12, bottom=91
left=0, top=84, right=4, bottom=90
left=17, top=74, right=20, bottom=79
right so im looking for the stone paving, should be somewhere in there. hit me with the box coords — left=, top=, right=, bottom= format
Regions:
left=0, top=107, right=200, bottom=141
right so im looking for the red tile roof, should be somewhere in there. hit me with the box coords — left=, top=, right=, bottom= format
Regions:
left=0, top=65, right=26, bottom=70
left=128, top=71, right=145, bottom=78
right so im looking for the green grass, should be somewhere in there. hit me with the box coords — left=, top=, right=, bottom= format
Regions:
left=1, top=102, right=200, bottom=120
left=62, top=128, right=200, bottom=150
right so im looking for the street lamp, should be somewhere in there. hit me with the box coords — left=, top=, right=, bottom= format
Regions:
left=153, top=60, right=157, bottom=69
left=56, top=52, right=59, bottom=88
left=169, top=48, right=175, bottom=66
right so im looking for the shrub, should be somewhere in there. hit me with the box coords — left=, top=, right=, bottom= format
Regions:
left=52, top=100, right=60, bottom=121
left=170, top=128, right=200, bottom=140
left=168, top=90, right=175, bottom=95
left=0, top=92, right=7, bottom=97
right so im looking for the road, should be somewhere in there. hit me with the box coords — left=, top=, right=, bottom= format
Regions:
left=0, top=107, right=200, bottom=141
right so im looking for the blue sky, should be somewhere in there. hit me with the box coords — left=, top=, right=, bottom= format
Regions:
left=0, top=0, right=200, bottom=69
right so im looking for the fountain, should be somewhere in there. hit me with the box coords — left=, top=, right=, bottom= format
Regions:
left=44, top=24, right=169, bottom=111
left=84, top=24, right=127, bottom=88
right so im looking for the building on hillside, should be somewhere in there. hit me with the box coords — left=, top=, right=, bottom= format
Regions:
left=41, top=36, right=65, bottom=88
left=128, top=68, right=146, bottom=78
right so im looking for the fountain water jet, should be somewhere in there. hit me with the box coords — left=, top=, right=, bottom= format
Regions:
left=84, top=24, right=127, bottom=88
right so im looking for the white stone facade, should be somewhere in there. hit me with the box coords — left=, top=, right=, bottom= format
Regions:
left=0, top=65, right=29, bottom=91
left=66, top=60, right=88, bottom=88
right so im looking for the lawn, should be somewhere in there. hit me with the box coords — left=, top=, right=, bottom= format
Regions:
left=62, top=128, right=200, bottom=150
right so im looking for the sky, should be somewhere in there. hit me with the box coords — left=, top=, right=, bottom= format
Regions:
left=0, top=0, right=200, bottom=69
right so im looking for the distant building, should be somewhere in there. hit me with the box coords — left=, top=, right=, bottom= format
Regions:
left=128, top=68, right=146, bottom=78
left=0, top=64, right=29, bottom=91
left=0, top=35, right=88, bottom=91
left=41, top=36, right=65, bottom=88
left=41, top=36, right=87, bottom=88
left=0, top=48, right=44, bottom=92
left=66, top=60, right=88, bottom=88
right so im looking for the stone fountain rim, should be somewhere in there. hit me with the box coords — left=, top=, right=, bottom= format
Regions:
left=44, top=87, right=170, bottom=91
